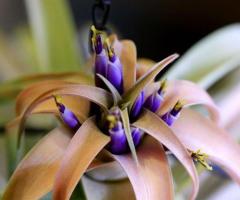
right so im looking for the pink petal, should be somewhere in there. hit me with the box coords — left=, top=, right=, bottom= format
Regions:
left=133, top=109, right=199, bottom=200
left=2, top=126, right=72, bottom=200
left=172, top=109, right=240, bottom=184
left=53, top=117, right=110, bottom=200
left=158, top=80, right=220, bottom=122
left=113, top=137, right=174, bottom=200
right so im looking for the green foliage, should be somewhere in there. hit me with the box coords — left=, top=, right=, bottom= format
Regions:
left=25, top=0, right=83, bottom=72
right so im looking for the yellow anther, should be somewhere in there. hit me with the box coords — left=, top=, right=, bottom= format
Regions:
left=174, top=100, right=185, bottom=111
left=190, top=149, right=212, bottom=171
left=104, top=38, right=115, bottom=58
left=106, top=115, right=117, bottom=129
left=53, top=95, right=62, bottom=104
left=159, top=79, right=167, bottom=93
left=91, top=25, right=107, bottom=44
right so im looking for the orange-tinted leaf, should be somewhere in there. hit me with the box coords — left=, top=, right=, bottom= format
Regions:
left=16, top=80, right=89, bottom=115
left=53, top=117, right=110, bottom=200
left=2, top=126, right=72, bottom=200
left=113, top=137, right=174, bottom=200
left=12, top=84, right=112, bottom=144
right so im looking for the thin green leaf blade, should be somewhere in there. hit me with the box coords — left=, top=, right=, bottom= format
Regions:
left=97, top=74, right=122, bottom=106
left=120, top=108, right=138, bottom=165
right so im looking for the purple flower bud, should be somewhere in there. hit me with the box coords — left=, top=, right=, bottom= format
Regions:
left=144, top=80, right=166, bottom=112
left=106, top=57, right=123, bottom=94
left=94, top=51, right=108, bottom=87
left=93, top=34, right=108, bottom=87
left=107, top=121, right=129, bottom=154
left=106, top=119, right=143, bottom=154
left=170, top=101, right=183, bottom=117
left=131, top=126, right=144, bottom=147
left=54, top=96, right=81, bottom=131
left=161, top=112, right=178, bottom=126
left=161, top=101, right=183, bottom=126
left=130, top=91, right=145, bottom=120
left=144, top=92, right=163, bottom=113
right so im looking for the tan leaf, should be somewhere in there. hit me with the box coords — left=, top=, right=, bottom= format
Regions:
left=53, top=117, right=110, bottom=200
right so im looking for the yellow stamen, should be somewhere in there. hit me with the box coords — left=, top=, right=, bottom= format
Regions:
left=106, top=115, right=117, bottom=129
left=190, top=149, right=212, bottom=171
left=104, top=38, right=115, bottom=58
left=91, top=25, right=107, bottom=46
left=174, top=100, right=185, bottom=111
left=53, top=94, right=62, bottom=104
left=159, top=79, right=167, bottom=93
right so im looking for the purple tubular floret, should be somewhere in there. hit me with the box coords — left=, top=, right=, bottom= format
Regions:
left=161, top=112, right=178, bottom=126
left=144, top=92, right=163, bottom=113
left=55, top=99, right=81, bottom=131
left=106, top=58, right=123, bottom=94
left=130, top=91, right=145, bottom=120
left=106, top=122, right=144, bottom=155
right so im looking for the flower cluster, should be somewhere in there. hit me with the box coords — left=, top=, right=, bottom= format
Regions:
left=3, top=25, right=240, bottom=200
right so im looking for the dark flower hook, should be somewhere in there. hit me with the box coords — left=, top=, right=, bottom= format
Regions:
left=92, top=0, right=111, bottom=31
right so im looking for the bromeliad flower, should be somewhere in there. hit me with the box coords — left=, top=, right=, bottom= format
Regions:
left=2, top=26, right=240, bottom=200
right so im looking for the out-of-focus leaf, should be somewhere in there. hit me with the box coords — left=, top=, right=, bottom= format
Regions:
left=208, top=67, right=240, bottom=127
left=113, top=137, right=174, bottom=200
left=2, top=126, right=72, bottom=200
left=0, top=72, right=93, bottom=103
left=82, top=175, right=135, bottom=200
left=53, top=117, right=109, bottom=200
left=166, top=24, right=240, bottom=89
left=196, top=56, right=240, bottom=89
left=121, top=54, right=179, bottom=109
left=0, top=32, right=25, bottom=81
left=25, top=0, right=82, bottom=72
left=0, top=134, right=7, bottom=187
left=86, top=161, right=127, bottom=181
left=12, top=27, right=39, bottom=73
